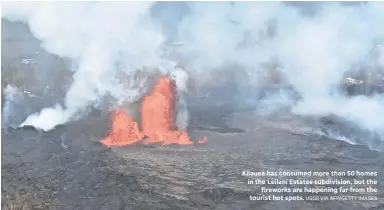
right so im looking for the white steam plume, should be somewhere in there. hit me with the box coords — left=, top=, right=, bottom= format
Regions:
left=3, top=2, right=168, bottom=131
left=2, top=85, right=23, bottom=127
left=170, top=68, right=189, bottom=130
left=174, top=2, right=384, bottom=141
left=2, top=2, right=384, bottom=148
left=273, top=3, right=384, bottom=140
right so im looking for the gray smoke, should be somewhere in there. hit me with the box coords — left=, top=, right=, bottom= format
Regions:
left=2, top=2, right=384, bottom=149
left=2, top=2, right=170, bottom=131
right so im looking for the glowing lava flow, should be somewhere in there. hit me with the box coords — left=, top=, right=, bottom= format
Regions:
left=101, top=75, right=207, bottom=146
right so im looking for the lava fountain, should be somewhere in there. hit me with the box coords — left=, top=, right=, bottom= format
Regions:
left=101, top=75, right=208, bottom=146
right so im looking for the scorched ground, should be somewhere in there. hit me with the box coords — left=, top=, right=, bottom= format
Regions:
left=2, top=19, right=384, bottom=210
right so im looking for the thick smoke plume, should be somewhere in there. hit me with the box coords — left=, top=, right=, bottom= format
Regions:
left=3, top=2, right=170, bottom=131
left=2, top=2, right=384, bottom=149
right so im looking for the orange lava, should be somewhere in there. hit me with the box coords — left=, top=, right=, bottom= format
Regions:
left=101, top=75, right=207, bottom=146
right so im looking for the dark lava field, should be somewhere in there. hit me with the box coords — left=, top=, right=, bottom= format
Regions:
left=2, top=19, right=384, bottom=210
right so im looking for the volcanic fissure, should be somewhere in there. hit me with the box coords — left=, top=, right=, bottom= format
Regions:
left=101, top=75, right=208, bottom=146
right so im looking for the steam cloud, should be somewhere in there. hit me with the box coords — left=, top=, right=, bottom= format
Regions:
left=3, top=2, right=169, bottom=131
left=2, top=2, right=384, bottom=148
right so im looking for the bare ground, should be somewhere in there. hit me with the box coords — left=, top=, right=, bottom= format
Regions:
left=2, top=105, right=384, bottom=209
